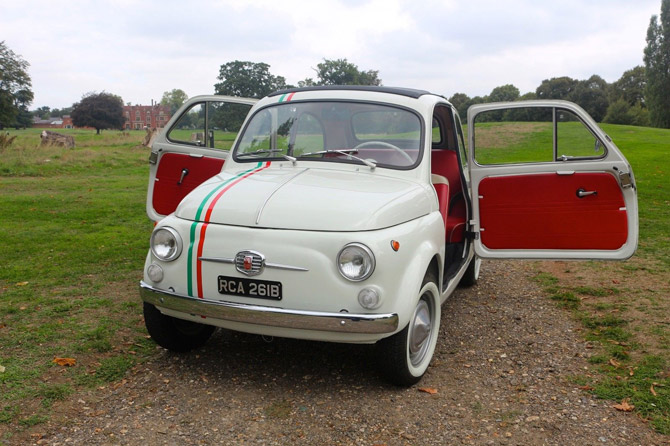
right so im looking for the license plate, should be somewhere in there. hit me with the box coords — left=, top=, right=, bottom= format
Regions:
left=217, top=275, right=282, bottom=301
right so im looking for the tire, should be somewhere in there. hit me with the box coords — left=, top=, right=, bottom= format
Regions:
left=459, top=255, right=481, bottom=287
left=376, top=271, right=441, bottom=386
left=143, top=302, right=216, bottom=352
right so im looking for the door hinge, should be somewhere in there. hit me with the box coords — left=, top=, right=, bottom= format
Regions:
left=465, top=230, right=479, bottom=240
left=149, top=151, right=159, bottom=165
left=618, top=171, right=634, bottom=189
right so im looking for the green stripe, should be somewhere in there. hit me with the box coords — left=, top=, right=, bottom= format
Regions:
left=186, top=221, right=199, bottom=296
left=186, top=163, right=263, bottom=296
left=278, top=93, right=287, bottom=102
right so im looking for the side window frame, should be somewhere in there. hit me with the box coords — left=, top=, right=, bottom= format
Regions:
left=166, top=100, right=252, bottom=150
left=553, top=107, right=608, bottom=162
left=454, top=111, right=469, bottom=182
left=472, top=105, right=608, bottom=166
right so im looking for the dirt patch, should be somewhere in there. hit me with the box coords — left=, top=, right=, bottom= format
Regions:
left=13, top=261, right=667, bottom=446
left=474, top=122, right=548, bottom=150
left=535, top=257, right=670, bottom=359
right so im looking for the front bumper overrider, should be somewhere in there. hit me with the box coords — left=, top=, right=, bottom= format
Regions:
left=139, top=281, right=399, bottom=334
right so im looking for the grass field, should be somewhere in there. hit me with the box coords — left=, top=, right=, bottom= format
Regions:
left=0, top=124, right=668, bottom=440
left=0, top=129, right=155, bottom=441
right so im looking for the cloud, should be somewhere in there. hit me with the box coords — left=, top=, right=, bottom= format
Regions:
left=0, top=0, right=662, bottom=108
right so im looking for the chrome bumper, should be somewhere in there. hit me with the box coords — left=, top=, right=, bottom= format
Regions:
left=139, top=281, right=398, bottom=334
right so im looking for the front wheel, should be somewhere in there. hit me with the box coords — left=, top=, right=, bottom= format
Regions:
left=376, top=271, right=441, bottom=386
left=143, top=303, right=216, bottom=352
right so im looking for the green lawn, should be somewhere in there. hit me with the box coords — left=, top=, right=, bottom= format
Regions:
left=0, top=124, right=668, bottom=440
left=602, top=123, right=670, bottom=267
left=0, top=129, right=155, bottom=442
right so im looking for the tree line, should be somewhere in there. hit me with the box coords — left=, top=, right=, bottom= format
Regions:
left=448, top=69, right=648, bottom=126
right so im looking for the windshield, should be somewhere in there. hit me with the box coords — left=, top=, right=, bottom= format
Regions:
left=234, top=101, right=423, bottom=168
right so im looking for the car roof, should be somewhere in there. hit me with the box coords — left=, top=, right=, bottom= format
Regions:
left=269, top=85, right=433, bottom=99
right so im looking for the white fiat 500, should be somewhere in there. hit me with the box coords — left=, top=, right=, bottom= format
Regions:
left=140, top=86, right=638, bottom=385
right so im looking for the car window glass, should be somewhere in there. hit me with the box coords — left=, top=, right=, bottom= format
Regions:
left=236, top=102, right=422, bottom=169
left=352, top=110, right=421, bottom=143
left=167, top=101, right=252, bottom=149
left=168, top=102, right=206, bottom=146
left=473, top=106, right=605, bottom=165
left=431, top=117, right=442, bottom=146
left=474, top=107, right=553, bottom=164
left=293, top=113, right=325, bottom=155
left=207, top=101, right=253, bottom=150
left=556, top=109, right=605, bottom=159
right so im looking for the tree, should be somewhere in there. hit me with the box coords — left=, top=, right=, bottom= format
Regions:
left=536, top=76, right=578, bottom=100
left=568, top=75, right=609, bottom=122
left=502, top=92, right=542, bottom=122
left=604, top=99, right=650, bottom=126
left=307, top=58, right=382, bottom=86
left=215, top=61, right=290, bottom=98
left=644, top=0, right=670, bottom=128
left=51, top=106, right=72, bottom=117
left=482, top=84, right=521, bottom=122
left=12, top=88, right=34, bottom=128
left=610, top=66, right=646, bottom=106
left=71, top=92, right=124, bottom=134
left=34, top=106, right=51, bottom=118
left=448, top=93, right=472, bottom=120
left=297, top=78, right=316, bottom=88
left=0, top=41, right=33, bottom=128
left=161, top=88, right=188, bottom=115
left=488, top=84, right=520, bottom=103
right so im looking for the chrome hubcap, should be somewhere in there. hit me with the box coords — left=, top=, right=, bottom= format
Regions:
left=409, top=297, right=432, bottom=367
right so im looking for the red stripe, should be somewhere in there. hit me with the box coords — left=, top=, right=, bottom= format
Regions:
left=286, top=92, right=295, bottom=101
left=195, top=162, right=271, bottom=297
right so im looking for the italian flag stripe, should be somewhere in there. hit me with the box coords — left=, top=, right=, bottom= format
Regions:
left=186, top=162, right=271, bottom=297
left=278, top=92, right=295, bottom=102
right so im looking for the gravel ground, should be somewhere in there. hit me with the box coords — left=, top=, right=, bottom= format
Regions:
left=37, top=260, right=667, bottom=445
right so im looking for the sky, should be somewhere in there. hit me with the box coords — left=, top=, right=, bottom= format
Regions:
left=1, top=0, right=663, bottom=110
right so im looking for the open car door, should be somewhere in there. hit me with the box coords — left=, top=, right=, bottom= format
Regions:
left=467, top=100, right=638, bottom=260
left=146, top=95, right=257, bottom=221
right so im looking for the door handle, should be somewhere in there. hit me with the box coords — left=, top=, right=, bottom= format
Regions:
left=177, top=168, right=189, bottom=185
left=576, top=188, right=597, bottom=198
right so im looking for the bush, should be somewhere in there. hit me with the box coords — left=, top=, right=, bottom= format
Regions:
left=0, top=132, right=17, bottom=151
left=604, top=100, right=650, bottom=126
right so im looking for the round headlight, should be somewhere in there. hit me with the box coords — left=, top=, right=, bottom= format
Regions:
left=337, top=243, right=375, bottom=281
left=150, top=227, right=183, bottom=262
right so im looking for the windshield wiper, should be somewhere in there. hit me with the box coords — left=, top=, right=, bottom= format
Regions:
left=237, top=149, right=296, bottom=165
left=298, top=149, right=376, bottom=170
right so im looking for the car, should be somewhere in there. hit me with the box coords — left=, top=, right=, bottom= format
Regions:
left=139, top=86, right=638, bottom=386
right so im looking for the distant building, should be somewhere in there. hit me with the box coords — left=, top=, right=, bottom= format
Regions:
left=123, top=103, right=171, bottom=130
left=32, top=103, right=171, bottom=130
left=32, top=115, right=80, bottom=129
left=32, top=117, right=62, bottom=128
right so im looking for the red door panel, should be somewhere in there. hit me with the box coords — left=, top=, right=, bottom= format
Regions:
left=478, top=172, right=628, bottom=250
left=152, top=153, right=225, bottom=216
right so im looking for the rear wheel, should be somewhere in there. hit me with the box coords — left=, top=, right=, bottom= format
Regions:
left=376, top=271, right=440, bottom=386
left=143, top=302, right=216, bottom=352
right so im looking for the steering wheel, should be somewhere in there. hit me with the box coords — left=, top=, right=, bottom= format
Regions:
left=353, top=141, right=414, bottom=164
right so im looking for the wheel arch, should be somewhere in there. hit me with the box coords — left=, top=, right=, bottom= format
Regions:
left=389, top=233, right=443, bottom=331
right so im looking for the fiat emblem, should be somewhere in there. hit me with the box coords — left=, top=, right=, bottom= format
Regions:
left=235, top=250, right=265, bottom=276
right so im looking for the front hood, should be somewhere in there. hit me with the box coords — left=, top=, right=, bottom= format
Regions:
left=175, top=166, right=431, bottom=231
